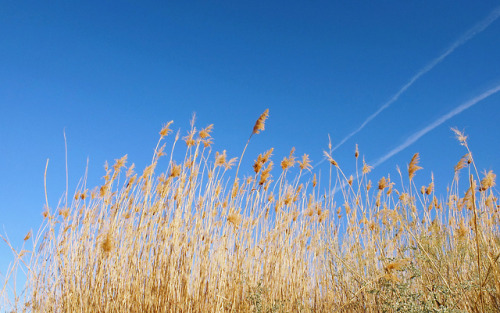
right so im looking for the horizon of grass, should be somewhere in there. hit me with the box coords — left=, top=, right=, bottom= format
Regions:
left=1, top=110, right=499, bottom=312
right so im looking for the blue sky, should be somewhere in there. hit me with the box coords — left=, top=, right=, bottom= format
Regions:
left=1, top=1, right=499, bottom=278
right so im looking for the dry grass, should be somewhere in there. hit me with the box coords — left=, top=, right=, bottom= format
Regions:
left=1, top=112, right=499, bottom=312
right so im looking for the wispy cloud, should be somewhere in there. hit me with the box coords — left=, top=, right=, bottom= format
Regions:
left=370, top=83, right=500, bottom=169
left=331, top=6, right=500, bottom=153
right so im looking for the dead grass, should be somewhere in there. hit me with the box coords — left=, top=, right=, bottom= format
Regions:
left=1, top=112, right=499, bottom=312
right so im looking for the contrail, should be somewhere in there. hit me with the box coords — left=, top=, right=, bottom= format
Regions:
left=371, top=83, right=500, bottom=168
left=330, top=83, right=500, bottom=196
left=332, top=6, right=500, bottom=154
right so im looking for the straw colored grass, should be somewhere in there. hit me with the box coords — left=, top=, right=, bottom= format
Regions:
left=1, top=112, right=499, bottom=312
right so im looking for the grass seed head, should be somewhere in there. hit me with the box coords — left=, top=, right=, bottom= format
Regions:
left=408, top=153, right=423, bottom=180
left=159, top=121, right=174, bottom=137
left=215, top=150, right=227, bottom=167
left=253, top=155, right=265, bottom=173
left=24, top=230, right=32, bottom=241
left=323, top=151, right=338, bottom=167
left=202, top=137, right=213, bottom=147
left=451, top=127, right=467, bottom=145
left=227, top=212, right=242, bottom=228
left=225, top=157, right=238, bottom=170
left=479, top=170, right=496, bottom=191
left=113, top=154, right=128, bottom=172
left=199, top=124, right=213, bottom=139
left=378, top=177, right=388, bottom=190
left=183, top=129, right=197, bottom=147
left=169, top=162, right=182, bottom=178
left=101, top=232, right=114, bottom=254
left=426, top=182, right=434, bottom=195
left=299, top=153, right=312, bottom=171
left=362, top=158, right=373, bottom=174
left=259, top=161, right=273, bottom=185
left=454, top=153, right=470, bottom=174
left=252, top=109, right=269, bottom=135
left=281, top=147, right=296, bottom=170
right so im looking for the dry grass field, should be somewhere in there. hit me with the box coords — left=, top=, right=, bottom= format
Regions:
left=1, top=110, right=499, bottom=312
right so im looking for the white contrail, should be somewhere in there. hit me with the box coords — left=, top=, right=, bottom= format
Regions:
left=371, top=83, right=500, bottom=168
left=330, top=83, right=500, bottom=196
left=331, top=6, right=500, bottom=154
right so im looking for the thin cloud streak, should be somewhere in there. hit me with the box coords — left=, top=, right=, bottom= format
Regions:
left=332, top=6, right=500, bottom=153
left=371, top=83, right=500, bottom=169
left=330, top=83, right=500, bottom=197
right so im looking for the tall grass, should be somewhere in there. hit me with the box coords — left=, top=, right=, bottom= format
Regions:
left=1, top=111, right=499, bottom=312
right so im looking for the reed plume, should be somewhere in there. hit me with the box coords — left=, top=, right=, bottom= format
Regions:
left=1, top=121, right=498, bottom=313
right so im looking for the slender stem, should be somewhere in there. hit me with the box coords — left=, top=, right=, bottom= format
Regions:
left=234, top=136, right=251, bottom=183
left=470, top=174, right=484, bottom=311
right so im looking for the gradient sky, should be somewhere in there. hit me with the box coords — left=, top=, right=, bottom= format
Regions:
left=1, top=1, right=499, bottom=279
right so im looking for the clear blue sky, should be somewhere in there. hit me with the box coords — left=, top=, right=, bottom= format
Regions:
left=1, top=1, right=499, bottom=277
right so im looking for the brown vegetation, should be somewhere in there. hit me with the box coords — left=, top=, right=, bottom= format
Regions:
left=1, top=112, right=499, bottom=312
